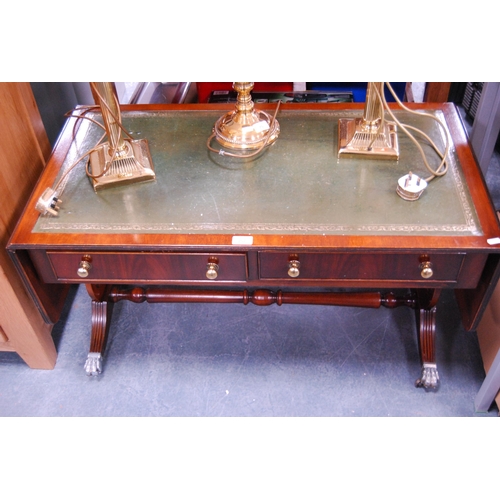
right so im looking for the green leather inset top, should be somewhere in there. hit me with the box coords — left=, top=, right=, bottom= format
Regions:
left=34, top=108, right=481, bottom=236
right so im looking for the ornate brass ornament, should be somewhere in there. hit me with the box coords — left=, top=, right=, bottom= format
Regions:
left=88, top=82, right=155, bottom=191
left=207, top=82, right=280, bottom=156
left=338, top=83, right=399, bottom=160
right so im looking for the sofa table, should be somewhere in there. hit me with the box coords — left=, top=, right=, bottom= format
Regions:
left=8, top=102, right=500, bottom=388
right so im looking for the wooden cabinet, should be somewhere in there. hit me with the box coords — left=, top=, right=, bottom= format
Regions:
left=0, top=83, right=66, bottom=369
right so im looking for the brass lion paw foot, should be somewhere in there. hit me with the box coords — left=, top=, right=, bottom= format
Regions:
left=415, top=363, right=439, bottom=390
left=84, top=352, right=102, bottom=376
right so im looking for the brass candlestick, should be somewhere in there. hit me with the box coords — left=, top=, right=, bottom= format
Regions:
left=338, top=82, right=399, bottom=159
left=212, top=82, right=280, bottom=151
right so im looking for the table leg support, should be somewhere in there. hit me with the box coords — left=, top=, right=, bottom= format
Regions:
left=84, top=285, right=114, bottom=376
left=414, top=289, right=441, bottom=390
left=81, top=284, right=439, bottom=387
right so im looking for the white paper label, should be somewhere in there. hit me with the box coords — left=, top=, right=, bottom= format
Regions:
left=232, top=236, right=254, bottom=245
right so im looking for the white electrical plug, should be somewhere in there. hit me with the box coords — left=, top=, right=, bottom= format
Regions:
left=396, top=172, right=427, bottom=201
left=35, top=187, right=62, bottom=216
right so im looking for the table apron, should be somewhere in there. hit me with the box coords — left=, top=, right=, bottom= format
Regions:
left=27, top=249, right=488, bottom=289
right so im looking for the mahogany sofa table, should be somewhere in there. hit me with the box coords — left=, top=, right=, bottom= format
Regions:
left=8, top=102, right=500, bottom=388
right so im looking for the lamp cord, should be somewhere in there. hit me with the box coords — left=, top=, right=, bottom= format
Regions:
left=379, top=83, right=450, bottom=182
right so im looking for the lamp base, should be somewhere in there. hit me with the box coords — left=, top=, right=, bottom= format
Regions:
left=338, top=117, right=399, bottom=160
left=88, top=139, right=155, bottom=192
left=213, top=108, right=280, bottom=151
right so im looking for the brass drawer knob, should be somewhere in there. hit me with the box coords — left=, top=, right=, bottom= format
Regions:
left=420, top=261, right=433, bottom=279
left=77, top=255, right=92, bottom=278
left=206, top=258, right=219, bottom=280
left=288, top=259, right=301, bottom=278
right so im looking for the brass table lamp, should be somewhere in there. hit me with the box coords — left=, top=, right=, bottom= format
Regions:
left=88, top=82, right=155, bottom=191
left=338, top=82, right=399, bottom=160
left=338, top=82, right=449, bottom=201
left=34, top=82, right=156, bottom=216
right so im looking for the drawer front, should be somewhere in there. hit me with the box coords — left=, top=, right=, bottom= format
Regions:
left=46, top=252, right=248, bottom=282
left=259, top=252, right=466, bottom=283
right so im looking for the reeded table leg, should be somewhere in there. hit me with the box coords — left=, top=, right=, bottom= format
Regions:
left=414, top=289, right=441, bottom=390
left=84, top=284, right=114, bottom=376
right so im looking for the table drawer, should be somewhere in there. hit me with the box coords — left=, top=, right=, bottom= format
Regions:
left=259, top=252, right=466, bottom=282
left=46, top=251, right=248, bottom=282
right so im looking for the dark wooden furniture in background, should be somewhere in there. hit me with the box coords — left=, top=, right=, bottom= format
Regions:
left=7, top=102, right=500, bottom=387
left=424, top=83, right=452, bottom=103
left=0, top=83, right=67, bottom=368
